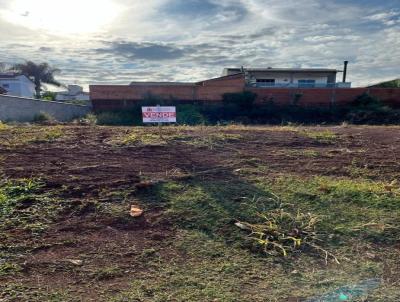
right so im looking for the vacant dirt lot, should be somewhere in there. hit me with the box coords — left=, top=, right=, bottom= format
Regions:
left=0, top=125, right=399, bottom=301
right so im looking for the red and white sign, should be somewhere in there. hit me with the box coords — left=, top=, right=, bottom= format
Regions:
left=142, top=106, right=176, bottom=123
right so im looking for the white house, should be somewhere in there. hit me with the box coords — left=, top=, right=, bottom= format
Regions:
left=0, top=73, right=36, bottom=98
left=56, top=85, right=90, bottom=102
left=223, top=63, right=352, bottom=88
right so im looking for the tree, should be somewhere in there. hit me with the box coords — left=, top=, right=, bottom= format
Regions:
left=369, top=79, right=400, bottom=88
left=12, top=61, right=61, bottom=98
left=41, top=91, right=57, bottom=101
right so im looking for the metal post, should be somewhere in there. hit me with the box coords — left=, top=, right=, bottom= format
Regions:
left=157, top=104, right=163, bottom=139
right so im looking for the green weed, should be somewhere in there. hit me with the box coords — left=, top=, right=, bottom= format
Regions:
left=0, top=178, right=62, bottom=232
left=0, top=262, right=22, bottom=277
left=90, top=266, right=124, bottom=281
left=186, top=132, right=241, bottom=149
left=301, top=130, right=338, bottom=143
left=32, top=112, right=55, bottom=124
left=0, top=121, right=9, bottom=131
left=29, top=126, right=63, bottom=143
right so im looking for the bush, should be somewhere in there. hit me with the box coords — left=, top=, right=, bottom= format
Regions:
left=96, top=110, right=138, bottom=126
left=41, top=91, right=57, bottom=101
left=345, top=93, right=400, bottom=124
left=33, top=112, right=55, bottom=124
left=77, top=113, right=97, bottom=126
left=352, top=92, right=383, bottom=110
left=176, top=105, right=205, bottom=125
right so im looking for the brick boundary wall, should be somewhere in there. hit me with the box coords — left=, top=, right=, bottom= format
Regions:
left=249, top=88, right=400, bottom=108
left=90, top=73, right=400, bottom=111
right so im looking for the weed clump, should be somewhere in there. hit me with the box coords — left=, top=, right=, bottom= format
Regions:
left=0, top=121, right=8, bottom=131
left=236, top=201, right=339, bottom=264
left=33, top=112, right=55, bottom=124
left=301, top=130, right=337, bottom=143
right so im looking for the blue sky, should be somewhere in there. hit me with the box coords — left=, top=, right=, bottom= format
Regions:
left=0, top=0, right=399, bottom=89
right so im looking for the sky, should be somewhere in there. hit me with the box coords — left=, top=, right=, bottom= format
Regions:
left=0, top=0, right=399, bottom=89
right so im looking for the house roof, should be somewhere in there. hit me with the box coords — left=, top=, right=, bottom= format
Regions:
left=0, top=72, right=20, bottom=79
left=0, top=73, right=35, bottom=84
left=224, top=67, right=338, bottom=73
left=196, top=72, right=244, bottom=85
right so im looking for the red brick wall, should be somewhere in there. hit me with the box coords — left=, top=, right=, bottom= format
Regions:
left=90, top=85, right=196, bottom=101
left=249, top=88, right=400, bottom=107
left=90, top=75, right=246, bottom=111
left=90, top=79, right=400, bottom=111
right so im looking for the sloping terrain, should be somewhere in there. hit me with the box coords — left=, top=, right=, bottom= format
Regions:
left=0, top=124, right=399, bottom=301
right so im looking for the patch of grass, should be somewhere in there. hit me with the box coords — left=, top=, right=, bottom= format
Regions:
left=256, top=176, right=400, bottom=243
left=300, top=129, right=338, bottom=143
left=109, top=127, right=241, bottom=149
left=139, top=174, right=400, bottom=257
left=286, top=149, right=320, bottom=158
left=0, top=262, right=22, bottom=277
left=186, top=132, right=242, bottom=149
left=130, top=173, right=400, bottom=300
left=0, top=126, right=65, bottom=147
left=28, top=126, right=63, bottom=143
left=0, top=178, right=62, bottom=232
left=112, top=229, right=391, bottom=302
left=0, top=284, right=72, bottom=302
left=141, top=180, right=267, bottom=240
left=346, top=159, right=374, bottom=178
left=90, top=266, right=124, bottom=281
left=121, top=132, right=167, bottom=146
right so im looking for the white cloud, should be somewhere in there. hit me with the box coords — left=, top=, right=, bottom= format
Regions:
left=365, top=10, right=400, bottom=26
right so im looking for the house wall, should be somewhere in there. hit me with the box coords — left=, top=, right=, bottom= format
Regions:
left=247, top=71, right=336, bottom=85
left=56, top=92, right=90, bottom=101
left=0, top=95, right=91, bottom=122
left=0, top=79, right=22, bottom=97
left=19, top=76, right=36, bottom=98
left=0, top=76, right=35, bottom=98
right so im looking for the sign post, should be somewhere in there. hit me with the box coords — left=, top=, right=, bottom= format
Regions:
left=141, top=106, right=177, bottom=139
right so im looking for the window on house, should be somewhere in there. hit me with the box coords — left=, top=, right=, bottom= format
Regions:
left=256, top=79, right=275, bottom=86
left=2, top=84, right=9, bottom=88
left=298, top=79, right=316, bottom=88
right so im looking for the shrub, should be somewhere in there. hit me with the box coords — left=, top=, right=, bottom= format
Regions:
left=345, top=92, right=400, bottom=124
left=352, top=92, right=383, bottom=110
left=78, top=113, right=97, bottom=125
left=96, top=110, right=138, bottom=126
left=176, top=105, right=205, bottom=125
left=0, top=121, right=8, bottom=130
left=41, top=91, right=57, bottom=101
left=33, top=112, right=55, bottom=123
left=292, top=92, right=303, bottom=105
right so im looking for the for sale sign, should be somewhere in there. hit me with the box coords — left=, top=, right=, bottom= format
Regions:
left=142, top=106, right=176, bottom=123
